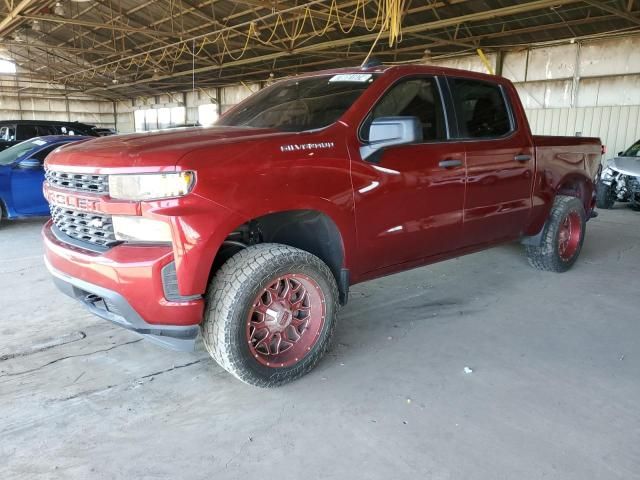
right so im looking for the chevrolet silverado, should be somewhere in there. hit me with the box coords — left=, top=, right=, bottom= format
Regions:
left=42, top=65, right=602, bottom=386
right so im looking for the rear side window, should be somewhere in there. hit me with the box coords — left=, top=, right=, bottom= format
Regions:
left=361, top=77, right=447, bottom=142
left=36, top=125, right=57, bottom=136
left=16, top=124, right=38, bottom=141
left=449, top=79, right=512, bottom=138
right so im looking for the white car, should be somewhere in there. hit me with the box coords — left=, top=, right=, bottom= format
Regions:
left=597, top=139, right=640, bottom=210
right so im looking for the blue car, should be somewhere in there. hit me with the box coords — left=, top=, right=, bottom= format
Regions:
left=0, top=136, right=90, bottom=223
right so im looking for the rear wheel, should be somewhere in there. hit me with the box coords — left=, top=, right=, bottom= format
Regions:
left=201, top=243, right=339, bottom=387
left=596, top=180, right=616, bottom=209
left=526, top=195, right=586, bottom=273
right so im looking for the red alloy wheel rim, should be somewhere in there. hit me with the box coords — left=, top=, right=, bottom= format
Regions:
left=558, top=211, right=582, bottom=261
left=246, top=274, right=326, bottom=368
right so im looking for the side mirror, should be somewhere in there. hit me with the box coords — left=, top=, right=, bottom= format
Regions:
left=17, top=158, right=41, bottom=170
left=360, top=116, right=422, bottom=162
left=618, top=151, right=624, bottom=157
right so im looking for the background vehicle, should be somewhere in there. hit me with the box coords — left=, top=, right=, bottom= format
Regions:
left=0, top=136, right=90, bottom=224
left=92, top=127, right=118, bottom=137
left=42, top=65, right=602, bottom=387
left=597, top=139, right=640, bottom=210
left=0, top=120, right=99, bottom=151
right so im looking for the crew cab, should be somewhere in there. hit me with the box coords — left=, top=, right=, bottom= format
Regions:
left=42, top=65, right=602, bottom=386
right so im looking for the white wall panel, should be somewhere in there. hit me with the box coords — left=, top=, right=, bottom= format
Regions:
left=515, top=80, right=573, bottom=109
left=526, top=43, right=577, bottom=81
left=525, top=105, right=640, bottom=161
left=578, top=76, right=640, bottom=107
left=579, top=36, right=640, bottom=77
left=221, top=83, right=260, bottom=112
left=430, top=53, right=497, bottom=74
left=502, top=50, right=528, bottom=82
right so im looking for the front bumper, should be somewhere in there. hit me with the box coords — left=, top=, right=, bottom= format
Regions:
left=43, top=220, right=204, bottom=350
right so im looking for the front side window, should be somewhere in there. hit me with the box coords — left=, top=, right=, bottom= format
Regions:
left=0, top=126, right=16, bottom=141
left=361, top=77, right=447, bottom=142
left=450, top=79, right=512, bottom=138
left=0, top=139, right=46, bottom=166
left=218, top=74, right=378, bottom=132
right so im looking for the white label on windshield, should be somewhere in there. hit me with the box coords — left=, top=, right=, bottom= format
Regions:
left=32, top=139, right=46, bottom=146
left=329, top=74, right=372, bottom=83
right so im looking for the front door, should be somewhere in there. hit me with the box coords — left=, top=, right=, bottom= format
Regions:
left=447, top=77, right=534, bottom=245
left=11, top=146, right=53, bottom=215
left=352, top=76, right=466, bottom=274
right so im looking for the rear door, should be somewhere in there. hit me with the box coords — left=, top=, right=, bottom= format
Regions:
left=447, top=77, right=534, bottom=245
left=353, top=75, right=466, bottom=273
left=10, top=143, right=56, bottom=215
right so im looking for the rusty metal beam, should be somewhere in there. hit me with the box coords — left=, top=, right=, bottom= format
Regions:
left=0, top=0, right=34, bottom=33
left=21, top=13, right=183, bottom=37
left=583, top=0, right=640, bottom=25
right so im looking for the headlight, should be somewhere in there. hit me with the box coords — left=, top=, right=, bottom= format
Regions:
left=109, top=172, right=194, bottom=201
left=112, top=216, right=172, bottom=243
left=601, top=167, right=614, bottom=180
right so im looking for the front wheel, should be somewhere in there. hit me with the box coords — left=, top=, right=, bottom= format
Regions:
left=526, top=195, right=586, bottom=273
left=596, top=180, right=616, bottom=209
left=202, top=243, right=339, bottom=387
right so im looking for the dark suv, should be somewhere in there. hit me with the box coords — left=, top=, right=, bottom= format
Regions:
left=0, top=120, right=100, bottom=151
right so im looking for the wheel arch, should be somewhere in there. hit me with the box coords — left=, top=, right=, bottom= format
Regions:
left=555, top=172, right=594, bottom=213
left=523, top=173, right=593, bottom=246
left=212, top=208, right=350, bottom=304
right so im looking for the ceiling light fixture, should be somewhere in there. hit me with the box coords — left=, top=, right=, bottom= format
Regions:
left=53, top=1, right=66, bottom=16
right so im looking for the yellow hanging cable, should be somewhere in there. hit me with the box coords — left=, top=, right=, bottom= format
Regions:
left=67, top=0, right=403, bottom=84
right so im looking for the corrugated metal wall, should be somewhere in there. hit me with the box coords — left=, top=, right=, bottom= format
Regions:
left=525, top=106, right=640, bottom=160
left=0, top=77, right=115, bottom=127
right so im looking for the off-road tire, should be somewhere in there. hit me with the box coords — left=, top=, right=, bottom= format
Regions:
left=596, top=180, right=616, bottom=209
left=526, top=195, right=586, bottom=273
left=201, top=243, right=339, bottom=387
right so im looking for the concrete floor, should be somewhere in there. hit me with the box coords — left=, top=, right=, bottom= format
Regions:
left=1, top=208, right=639, bottom=480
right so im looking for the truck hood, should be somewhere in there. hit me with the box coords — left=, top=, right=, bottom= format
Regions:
left=45, top=126, right=286, bottom=171
left=609, top=156, right=640, bottom=177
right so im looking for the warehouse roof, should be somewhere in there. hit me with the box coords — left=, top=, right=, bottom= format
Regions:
left=1, top=0, right=639, bottom=99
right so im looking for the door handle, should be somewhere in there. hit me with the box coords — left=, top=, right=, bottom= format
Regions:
left=438, top=159, right=463, bottom=169
left=514, top=154, right=532, bottom=162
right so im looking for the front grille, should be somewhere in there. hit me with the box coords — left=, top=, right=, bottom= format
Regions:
left=50, top=205, right=119, bottom=248
left=46, top=170, right=109, bottom=194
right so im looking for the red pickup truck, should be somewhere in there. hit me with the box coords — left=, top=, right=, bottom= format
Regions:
left=43, top=65, right=602, bottom=386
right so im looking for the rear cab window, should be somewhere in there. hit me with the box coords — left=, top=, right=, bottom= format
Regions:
left=448, top=78, right=514, bottom=139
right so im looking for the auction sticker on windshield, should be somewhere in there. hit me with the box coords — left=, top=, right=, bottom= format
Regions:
left=329, top=74, right=372, bottom=83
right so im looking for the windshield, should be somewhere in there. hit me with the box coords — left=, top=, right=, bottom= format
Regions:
left=0, top=138, right=46, bottom=166
left=217, top=73, right=378, bottom=132
left=622, top=140, right=640, bottom=157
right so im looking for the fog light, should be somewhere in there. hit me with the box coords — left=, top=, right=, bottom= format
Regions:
left=112, top=216, right=172, bottom=243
